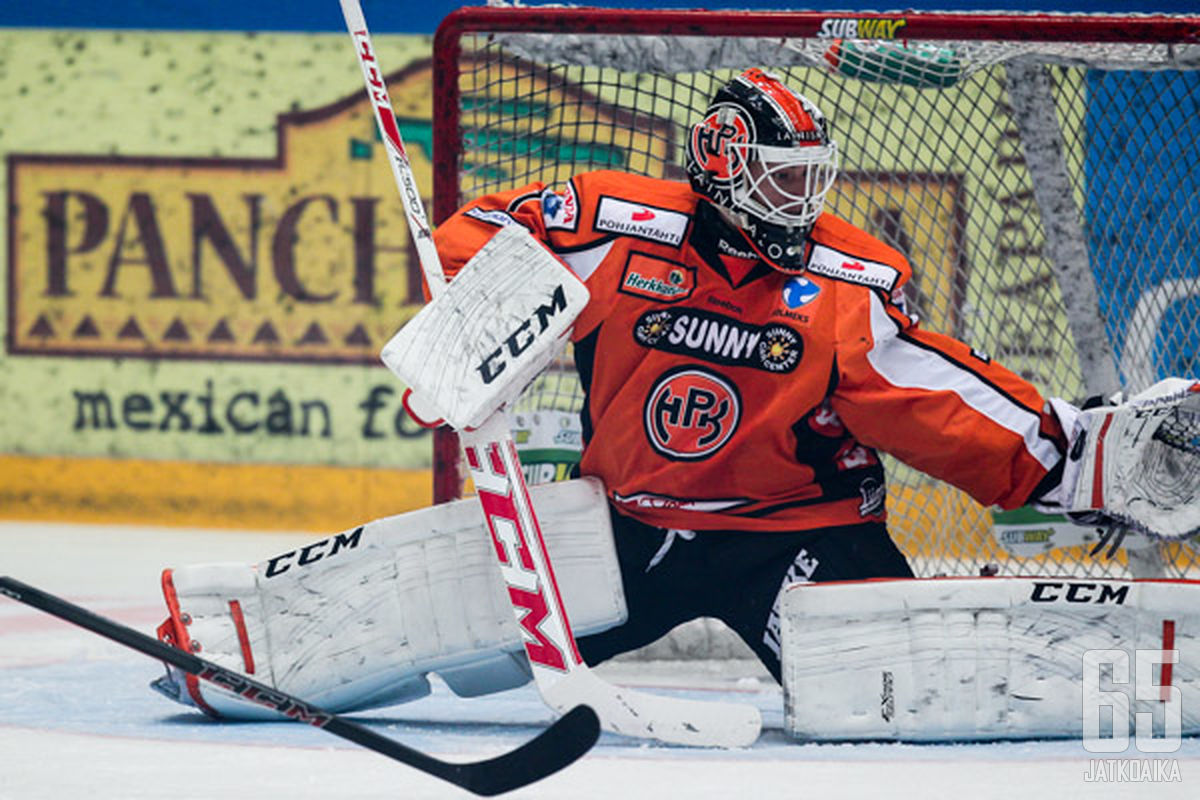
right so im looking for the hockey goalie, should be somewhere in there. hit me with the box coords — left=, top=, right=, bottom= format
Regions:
left=151, top=68, right=1200, bottom=743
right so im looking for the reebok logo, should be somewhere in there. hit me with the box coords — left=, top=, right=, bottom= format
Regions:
left=612, top=491, right=749, bottom=513
left=466, top=207, right=518, bottom=228
left=717, top=237, right=757, bottom=260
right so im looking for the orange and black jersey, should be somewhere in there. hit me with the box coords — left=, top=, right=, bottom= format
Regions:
left=434, top=170, right=1066, bottom=532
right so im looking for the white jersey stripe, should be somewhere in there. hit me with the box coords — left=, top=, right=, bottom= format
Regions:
left=558, top=240, right=615, bottom=283
left=865, top=293, right=1060, bottom=471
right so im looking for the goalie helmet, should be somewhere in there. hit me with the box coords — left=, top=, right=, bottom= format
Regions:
left=686, top=68, right=839, bottom=273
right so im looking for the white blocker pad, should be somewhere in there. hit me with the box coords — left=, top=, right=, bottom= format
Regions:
left=381, top=224, right=589, bottom=431
left=152, top=477, right=623, bottom=720
left=781, top=577, right=1200, bottom=742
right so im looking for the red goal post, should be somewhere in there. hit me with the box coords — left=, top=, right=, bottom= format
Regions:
left=428, top=6, right=1200, bottom=580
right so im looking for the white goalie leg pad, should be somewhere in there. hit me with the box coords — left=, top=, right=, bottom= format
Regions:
left=153, top=477, right=623, bottom=720
left=781, top=576, right=1200, bottom=742
left=380, top=224, right=589, bottom=431
left=1041, top=377, right=1200, bottom=540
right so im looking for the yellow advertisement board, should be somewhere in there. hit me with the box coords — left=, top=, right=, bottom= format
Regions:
left=0, top=31, right=437, bottom=529
left=9, top=66, right=433, bottom=365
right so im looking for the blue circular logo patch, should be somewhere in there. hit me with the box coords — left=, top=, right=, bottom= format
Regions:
left=782, top=276, right=820, bottom=309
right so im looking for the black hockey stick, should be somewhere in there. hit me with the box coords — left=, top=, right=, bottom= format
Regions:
left=0, top=576, right=599, bottom=797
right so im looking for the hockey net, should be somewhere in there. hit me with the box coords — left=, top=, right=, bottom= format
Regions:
left=430, top=7, right=1200, bottom=581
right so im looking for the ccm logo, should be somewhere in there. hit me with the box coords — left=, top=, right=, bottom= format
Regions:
left=1029, top=581, right=1129, bottom=605
left=468, top=442, right=571, bottom=672
left=201, top=666, right=332, bottom=725
left=263, top=527, right=363, bottom=578
left=476, top=285, right=568, bottom=385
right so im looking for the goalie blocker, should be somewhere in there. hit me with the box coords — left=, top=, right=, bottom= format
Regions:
left=781, top=576, right=1200, bottom=742
left=381, top=223, right=589, bottom=431
left=152, top=478, right=624, bottom=719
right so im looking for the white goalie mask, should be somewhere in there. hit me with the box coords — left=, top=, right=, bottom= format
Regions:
left=727, top=141, right=839, bottom=233
left=686, top=68, right=839, bottom=273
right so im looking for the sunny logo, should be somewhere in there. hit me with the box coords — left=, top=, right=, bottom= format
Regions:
left=633, top=307, right=802, bottom=373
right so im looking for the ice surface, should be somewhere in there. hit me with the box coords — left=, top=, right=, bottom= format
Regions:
left=2, top=521, right=1197, bottom=799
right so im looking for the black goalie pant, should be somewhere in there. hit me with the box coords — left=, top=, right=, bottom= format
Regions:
left=576, top=505, right=914, bottom=683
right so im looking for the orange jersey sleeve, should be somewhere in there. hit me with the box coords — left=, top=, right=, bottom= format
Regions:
left=824, top=220, right=1065, bottom=509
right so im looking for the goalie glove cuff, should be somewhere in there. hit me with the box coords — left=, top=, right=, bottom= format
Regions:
left=1029, top=396, right=1082, bottom=511
left=402, top=388, right=446, bottom=429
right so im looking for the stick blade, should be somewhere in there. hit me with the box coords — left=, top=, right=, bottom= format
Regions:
left=546, top=669, right=762, bottom=749
left=456, top=704, right=600, bottom=796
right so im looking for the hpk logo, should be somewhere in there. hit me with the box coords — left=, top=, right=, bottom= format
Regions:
left=643, top=366, right=741, bottom=460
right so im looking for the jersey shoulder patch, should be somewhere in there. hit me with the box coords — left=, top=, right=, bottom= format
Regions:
left=806, top=216, right=911, bottom=293
left=806, top=243, right=903, bottom=293
left=538, top=180, right=581, bottom=232
left=575, top=171, right=697, bottom=249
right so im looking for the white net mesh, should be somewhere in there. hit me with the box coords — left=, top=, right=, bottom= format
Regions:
left=439, top=13, right=1200, bottom=580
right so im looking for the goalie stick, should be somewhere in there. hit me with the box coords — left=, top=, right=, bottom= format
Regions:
left=0, top=576, right=598, bottom=797
left=338, top=0, right=762, bottom=748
